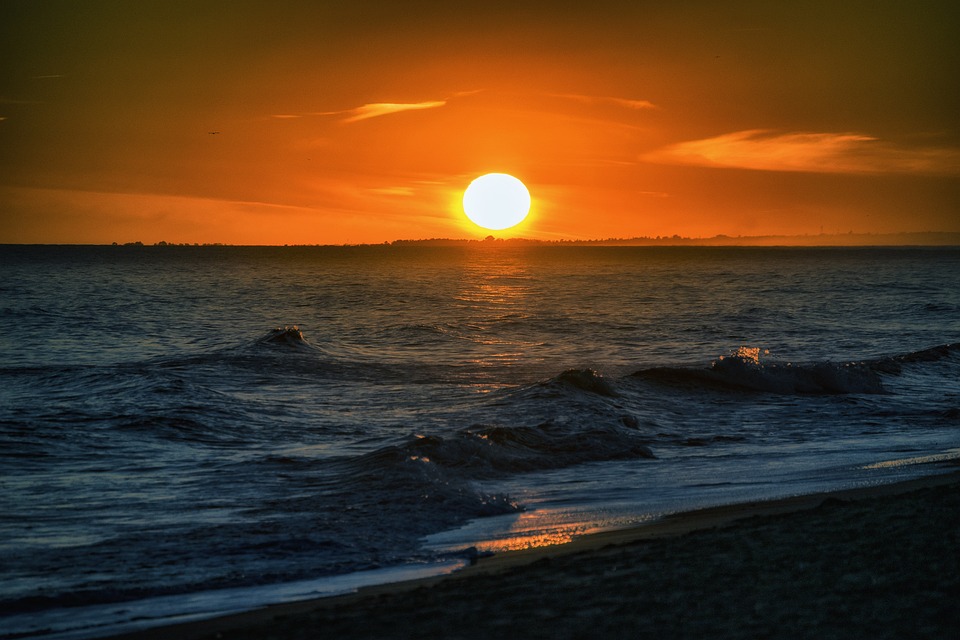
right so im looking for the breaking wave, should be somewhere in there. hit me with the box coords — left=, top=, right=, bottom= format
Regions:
left=256, top=325, right=313, bottom=349
left=871, top=343, right=959, bottom=372
left=549, top=369, right=619, bottom=397
left=633, top=344, right=958, bottom=395
left=368, top=419, right=655, bottom=479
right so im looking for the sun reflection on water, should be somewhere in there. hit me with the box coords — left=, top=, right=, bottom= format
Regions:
left=453, top=250, right=546, bottom=377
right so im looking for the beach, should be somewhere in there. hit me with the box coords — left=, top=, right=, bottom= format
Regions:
left=112, top=470, right=960, bottom=640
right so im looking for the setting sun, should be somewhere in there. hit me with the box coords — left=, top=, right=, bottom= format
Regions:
left=462, top=173, right=531, bottom=231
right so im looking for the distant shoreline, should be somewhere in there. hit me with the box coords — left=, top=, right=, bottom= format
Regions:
left=3, top=231, right=960, bottom=248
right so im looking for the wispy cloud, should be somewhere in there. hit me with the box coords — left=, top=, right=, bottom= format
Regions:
left=337, top=100, right=447, bottom=123
left=552, top=93, right=657, bottom=111
left=643, top=129, right=960, bottom=175
left=273, top=95, right=461, bottom=124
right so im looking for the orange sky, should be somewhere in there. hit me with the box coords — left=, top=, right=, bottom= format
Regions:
left=1, top=1, right=958, bottom=244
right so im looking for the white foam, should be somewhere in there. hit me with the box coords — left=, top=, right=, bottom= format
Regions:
left=861, top=448, right=960, bottom=470
left=1, top=560, right=465, bottom=640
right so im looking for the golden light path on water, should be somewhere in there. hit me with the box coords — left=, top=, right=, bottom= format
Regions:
left=452, top=249, right=545, bottom=389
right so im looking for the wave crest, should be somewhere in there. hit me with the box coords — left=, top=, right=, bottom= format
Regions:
left=256, top=326, right=311, bottom=348
left=871, top=343, right=959, bottom=374
left=635, top=347, right=887, bottom=394
left=547, top=369, right=619, bottom=397
left=362, top=419, right=654, bottom=479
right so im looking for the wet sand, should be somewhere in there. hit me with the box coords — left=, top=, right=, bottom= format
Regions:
left=112, top=471, right=960, bottom=640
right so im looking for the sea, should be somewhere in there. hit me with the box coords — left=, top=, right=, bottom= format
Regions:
left=1, top=244, right=958, bottom=639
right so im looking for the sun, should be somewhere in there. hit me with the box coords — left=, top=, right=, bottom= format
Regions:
left=462, top=173, right=531, bottom=231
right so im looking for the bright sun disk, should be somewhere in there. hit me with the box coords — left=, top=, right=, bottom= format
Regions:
left=462, top=173, right=531, bottom=231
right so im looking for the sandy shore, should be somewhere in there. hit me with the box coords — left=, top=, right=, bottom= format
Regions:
left=112, top=471, right=960, bottom=640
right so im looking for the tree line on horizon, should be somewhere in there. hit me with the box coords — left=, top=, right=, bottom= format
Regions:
left=103, top=231, right=960, bottom=248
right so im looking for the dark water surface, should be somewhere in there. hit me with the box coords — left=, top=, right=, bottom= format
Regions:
left=1, top=245, right=958, bottom=638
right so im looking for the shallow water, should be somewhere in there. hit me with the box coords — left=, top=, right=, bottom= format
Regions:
left=1, top=244, right=958, bottom=638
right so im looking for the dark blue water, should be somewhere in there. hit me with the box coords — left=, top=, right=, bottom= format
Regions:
left=1, top=245, right=958, bottom=638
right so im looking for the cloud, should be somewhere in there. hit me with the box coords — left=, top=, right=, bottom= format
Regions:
left=643, top=129, right=960, bottom=175
left=303, top=100, right=449, bottom=124
left=277, top=95, right=464, bottom=124
left=337, top=100, right=448, bottom=123
left=552, top=93, right=657, bottom=111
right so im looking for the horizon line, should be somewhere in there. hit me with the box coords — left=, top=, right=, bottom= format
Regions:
left=3, top=231, right=960, bottom=248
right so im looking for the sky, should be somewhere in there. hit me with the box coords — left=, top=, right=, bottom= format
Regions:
left=1, top=0, right=958, bottom=244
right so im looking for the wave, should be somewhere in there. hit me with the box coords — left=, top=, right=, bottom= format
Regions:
left=632, top=344, right=958, bottom=395
left=285, top=415, right=658, bottom=569
left=242, top=327, right=957, bottom=400
left=634, top=349, right=886, bottom=394
left=255, top=325, right=314, bottom=350
left=353, top=418, right=654, bottom=482
left=548, top=369, right=619, bottom=397
left=871, top=342, right=959, bottom=373
left=245, top=326, right=461, bottom=383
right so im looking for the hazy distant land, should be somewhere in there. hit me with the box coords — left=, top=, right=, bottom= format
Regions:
left=101, top=231, right=960, bottom=248
left=391, top=231, right=960, bottom=247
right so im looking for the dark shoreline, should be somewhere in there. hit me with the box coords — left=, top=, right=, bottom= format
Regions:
left=109, top=470, right=960, bottom=640
left=3, top=230, right=960, bottom=248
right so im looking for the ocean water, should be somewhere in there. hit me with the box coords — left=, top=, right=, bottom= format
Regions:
left=1, top=244, right=958, bottom=638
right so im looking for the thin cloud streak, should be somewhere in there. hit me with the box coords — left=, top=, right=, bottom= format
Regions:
left=338, top=100, right=447, bottom=123
left=644, top=130, right=960, bottom=175
left=552, top=93, right=657, bottom=111
left=274, top=96, right=458, bottom=123
left=334, top=91, right=481, bottom=123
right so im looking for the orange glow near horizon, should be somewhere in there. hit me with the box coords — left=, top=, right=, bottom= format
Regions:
left=1, top=3, right=958, bottom=244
